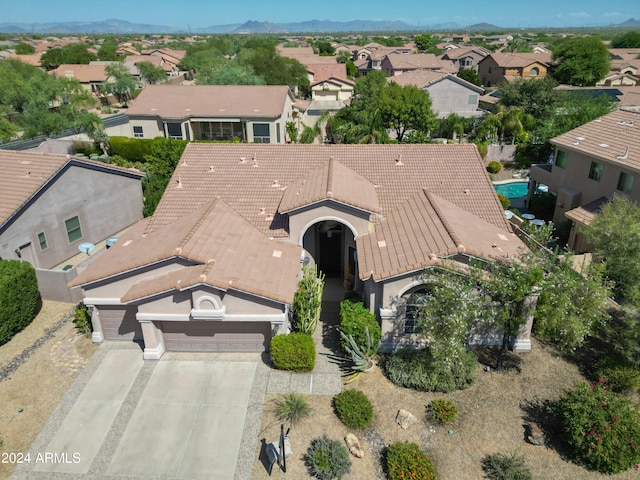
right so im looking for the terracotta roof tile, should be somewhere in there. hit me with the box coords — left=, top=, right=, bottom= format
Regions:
left=486, top=52, right=552, bottom=68
left=384, top=53, right=456, bottom=73
left=126, top=85, right=292, bottom=119
left=565, top=197, right=609, bottom=226
left=551, top=110, right=640, bottom=173
left=389, top=70, right=484, bottom=94
left=50, top=64, right=108, bottom=83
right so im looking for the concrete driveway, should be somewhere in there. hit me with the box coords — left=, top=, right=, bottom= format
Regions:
left=13, top=346, right=262, bottom=480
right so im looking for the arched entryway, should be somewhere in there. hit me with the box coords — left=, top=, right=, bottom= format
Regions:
left=301, top=219, right=357, bottom=283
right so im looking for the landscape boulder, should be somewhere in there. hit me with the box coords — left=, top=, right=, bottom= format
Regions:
left=396, top=409, right=417, bottom=429
left=344, top=433, right=364, bottom=458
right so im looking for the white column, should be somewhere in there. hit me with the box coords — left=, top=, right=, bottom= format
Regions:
left=140, top=320, right=166, bottom=360
left=89, top=306, right=104, bottom=343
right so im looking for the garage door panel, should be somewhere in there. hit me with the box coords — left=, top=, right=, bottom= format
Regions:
left=162, top=321, right=271, bottom=353
left=100, top=307, right=143, bottom=341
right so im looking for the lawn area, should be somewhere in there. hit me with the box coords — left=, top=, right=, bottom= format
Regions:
left=254, top=338, right=640, bottom=480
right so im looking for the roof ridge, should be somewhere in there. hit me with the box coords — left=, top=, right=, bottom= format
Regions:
left=326, top=156, right=335, bottom=196
left=423, top=189, right=464, bottom=252
left=177, top=200, right=218, bottom=251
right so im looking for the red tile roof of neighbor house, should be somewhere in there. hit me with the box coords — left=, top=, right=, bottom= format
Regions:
left=388, top=70, right=484, bottom=94
left=0, top=151, right=143, bottom=231
left=384, top=53, right=456, bottom=73
left=7, top=53, right=42, bottom=67
left=441, top=46, right=490, bottom=60
left=551, top=109, right=640, bottom=173
left=485, top=52, right=552, bottom=68
left=72, top=199, right=302, bottom=304
left=49, top=64, right=108, bottom=83
left=126, top=85, right=292, bottom=119
left=307, top=63, right=349, bottom=82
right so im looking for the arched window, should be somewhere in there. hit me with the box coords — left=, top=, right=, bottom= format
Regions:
left=530, top=67, right=539, bottom=77
left=402, top=289, right=431, bottom=334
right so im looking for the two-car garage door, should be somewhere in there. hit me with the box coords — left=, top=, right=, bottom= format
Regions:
left=162, top=321, right=271, bottom=352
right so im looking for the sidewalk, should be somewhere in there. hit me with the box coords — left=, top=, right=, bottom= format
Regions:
left=265, top=278, right=344, bottom=395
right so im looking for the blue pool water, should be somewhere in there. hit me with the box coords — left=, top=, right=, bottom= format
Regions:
left=494, top=181, right=528, bottom=199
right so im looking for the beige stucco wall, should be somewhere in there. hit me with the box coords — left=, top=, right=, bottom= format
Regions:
left=287, top=201, right=372, bottom=245
left=0, top=164, right=143, bottom=270
left=427, top=79, right=481, bottom=118
left=128, top=116, right=164, bottom=138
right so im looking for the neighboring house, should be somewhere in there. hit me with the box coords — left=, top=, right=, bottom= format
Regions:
left=356, top=46, right=414, bottom=74
left=125, top=85, right=295, bottom=143
left=381, top=53, right=456, bottom=76
left=478, top=52, right=552, bottom=87
left=389, top=70, right=484, bottom=118
left=49, top=64, right=109, bottom=94
left=529, top=109, right=640, bottom=251
left=441, top=46, right=491, bottom=73
left=597, top=48, right=640, bottom=87
left=140, top=48, right=186, bottom=74
left=70, top=144, right=528, bottom=359
left=306, top=63, right=355, bottom=116
left=0, top=150, right=144, bottom=301
left=4, top=53, right=43, bottom=67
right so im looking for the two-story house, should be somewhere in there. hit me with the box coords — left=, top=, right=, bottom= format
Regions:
left=125, top=85, right=295, bottom=143
left=440, top=46, right=491, bottom=73
left=478, top=52, right=552, bottom=87
left=381, top=53, right=456, bottom=76
left=529, top=109, right=640, bottom=251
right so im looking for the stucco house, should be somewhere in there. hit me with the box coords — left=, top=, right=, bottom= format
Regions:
left=125, top=85, right=295, bottom=143
left=381, top=53, right=456, bottom=76
left=440, top=46, right=491, bottom=73
left=389, top=70, right=484, bottom=118
left=0, top=150, right=144, bottom=301
left=50, top=64, right=109, bottom=94
left=478, top=52, right=552, bottom=87
left=529, top=109, right=640, bottom=251
left=70, top=144, right=528, bottom=359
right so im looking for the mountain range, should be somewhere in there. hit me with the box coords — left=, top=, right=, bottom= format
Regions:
left=0, top=17, right=638, bottom=34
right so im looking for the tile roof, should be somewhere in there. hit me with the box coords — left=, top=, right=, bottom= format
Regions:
left=146, top=144, right=511, bottom=240
left=564, top=197, right=609, bottom=226
left=0, top=151, right=143, bottom=231
left=307, top=63, right=349, bottom=83
left=551, top=109, right=640, bottom=173
left=442, top=46, right=490, bottom=60
left=389, top=70, right=484, bottom=94
left=50, top=64, right=108, bottom=83
left=279, top=157, right=381, bottom=214
left=485, top=52, right=552, bottom=68
left=71, top=200, right=302, bottom=304
left=7, top=53, right=42, bottom=66
left=357, top=190, right=524, bottom=281
left=126, top=85, right=292, bottom=119
left=384, top=53, right=456, bottom=73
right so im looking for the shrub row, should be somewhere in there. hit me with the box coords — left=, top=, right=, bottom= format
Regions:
left=339, top=299, right=381, bottom=352
left=109, top=136, right=156, bottom=162
left=385, top=347, right=477, bottom=393
left=270, top=332, right=315, bottom=372
left=0, top=260, right=41, bottom=345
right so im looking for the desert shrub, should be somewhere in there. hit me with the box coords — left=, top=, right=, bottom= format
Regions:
left=481, top=451, right=532, bottom=480
left=487, top=160, right=503, bottom=174
left=334, top=389, right=373, bottom=429
left=0, top=260, right=41, bottom=345
left=427, top=398, right=458, bottom=424
left=304, top=435, right=351, bottom=480
left=385, top=347, right=477, bottom=393
left=497, top=193, right=511, bottom=210
left=339, top=300, right=381, bottom=352
left=274, top=392, right=310, bottom=425
left=292, top=265, right=324, bottom=335
left=592, top=356, right=640, bottom=394
left=73, top=303, right=92, bottom=335
left=386, top=441, right=437, bottom=480
left=269, top=333, right=315, bottom=372
left=556, top=380, right=640, bottom=474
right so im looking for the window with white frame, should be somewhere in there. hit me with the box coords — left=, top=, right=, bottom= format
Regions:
left=37, top=231, right=48, bottom=251
left=64, top=216, right=83, bottom=243
left=403, top=290, right=430, bottom=334
left=252, top=123, right=270, bottom=143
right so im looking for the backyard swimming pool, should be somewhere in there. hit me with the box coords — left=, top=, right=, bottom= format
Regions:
left=494, top=181, right=528, bottom=199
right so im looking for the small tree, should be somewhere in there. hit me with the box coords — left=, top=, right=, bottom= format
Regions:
left=551, top=37, right=610, bottom=87
left=292, top=265, right=325, bottom=335
left=137, top=61, right=167, bottom=85
left=103, top=62, right=138, bottom=106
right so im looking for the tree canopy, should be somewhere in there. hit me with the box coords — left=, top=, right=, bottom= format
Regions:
left=137, top=61, right=167, bottom=85
left=196, top=62, right=265, bottom=85
left=14, top=43, right=35, bottom=55
left=610, top=31, right=640, bottom=48
left=41, top=44, right=97, bottom=70
left=102, top=62, right=138, bottom=105
left=0, top=59, right=102, bottom=142
left=457, top=68, right=482, bottom=86
left=551, top=37, right=610, bottom=87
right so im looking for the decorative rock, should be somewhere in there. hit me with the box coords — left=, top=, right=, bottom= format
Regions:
left=526, top=422, right=545, bottom=446
left=345, top=433, right=364, bottom=458
left=396, top=409, right=417, bottom=430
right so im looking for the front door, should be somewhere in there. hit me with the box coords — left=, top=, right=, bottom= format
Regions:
left=318, top=231, right=342, bottom=278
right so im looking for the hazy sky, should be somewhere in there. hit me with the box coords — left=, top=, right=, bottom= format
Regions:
left=2, top=0, right=638, bottom=28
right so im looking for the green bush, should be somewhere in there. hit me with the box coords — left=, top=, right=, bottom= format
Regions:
left=427, top=398, right=458, bottom=424
left=299, top=126, right=317, bottom=144
left=0, top=260, right=41, bottom=345
left=529, top=192, right=556, bottom=221
left=486, top=160, right=503, bottom=174
left=556, top=380, right=640, bottom=474
left=386, top=441, right=437, bottom=480
left=72, top=141, right=100, bottom=156
left=482, top=451, right=532, bottom=480
left=497, top=193, right=511, bottom=210
left=270, top=333, right=315, bottom=372
left=73, top=303, right=92, bottom=335
left=592, top=357, right=640, bottom=394
left=339, top=300, right=381, bottom=352
left=334, top=389, right=373, bottom=429
left=274, top=392, right=311, bottom=425
left=304, top=435, right=352, bottom=480
left=385, top=347, right=477, bottom=392
left=109, top=136, right=155, bottom=162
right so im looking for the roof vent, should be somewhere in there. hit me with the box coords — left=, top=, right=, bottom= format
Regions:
left=395, top=155, right=404, bottom=165
left=24, top=171, right=31, bottom=177
left=259, top=207, right=266, bottom=215
left=252, top=153, right=258, bottom=167
left=272, top=180, right=281, bottom=188
left=176, top=174, right=183, bottom=188
left=240, top=156, right=247, bottom=164
left=378, top=240, right=387, bottom=248
left=272, top=249, right=282, bottom=258
left=265, top=214, right=273, bottom=221
left=598, top=143, right=609, bottom=148
left=463, top=189, right=470, bottom=194
left=208, top=166, right=214, bottom=173
left=576, top=136, right=585, bottom=141
left=595, top=117, right=602, bottom=122
left=327, top=190, right=333, bottom=198
left=616, top=147, right=629, bottom=160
